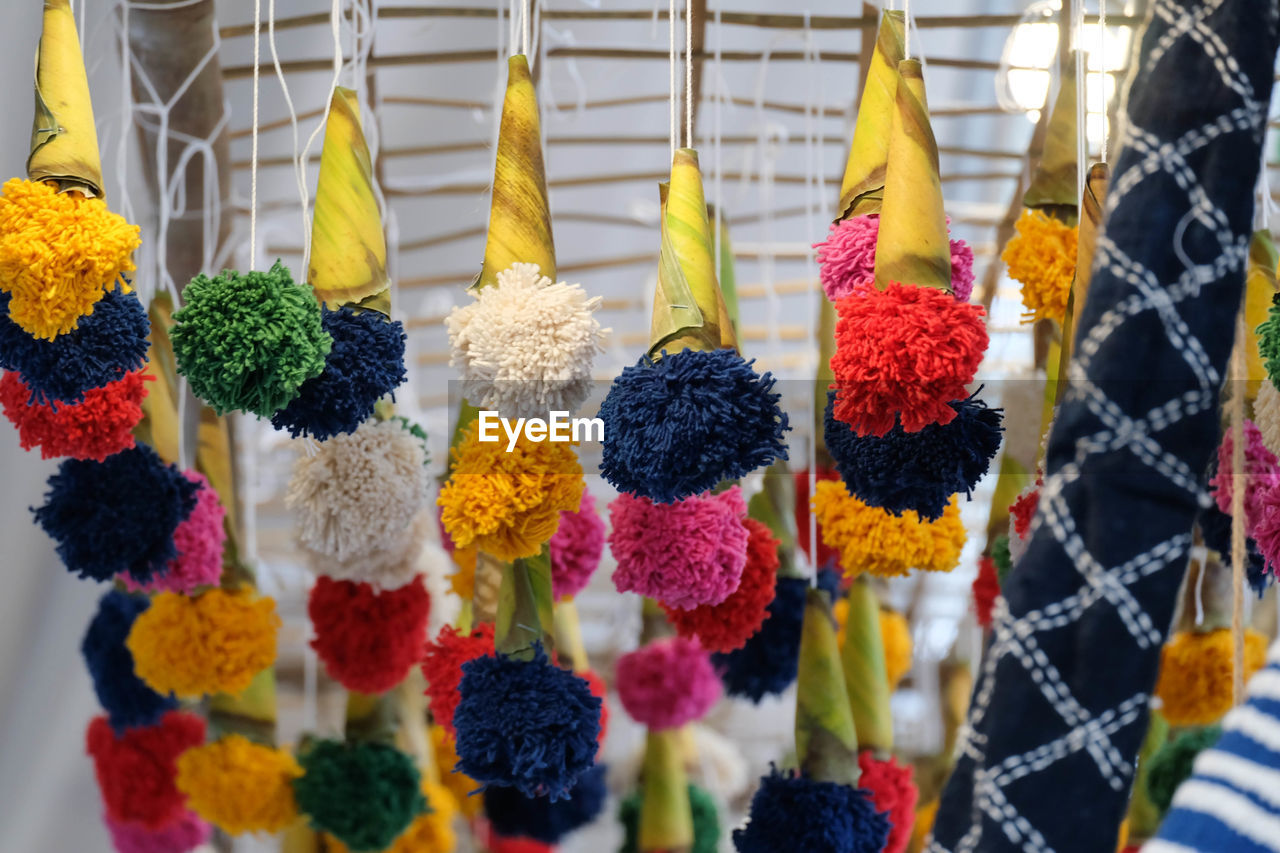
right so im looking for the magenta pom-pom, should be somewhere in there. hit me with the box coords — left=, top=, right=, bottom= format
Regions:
left=1209, top=419, right=1280, bottom=536
left=105, top=810, right=212, bottom=853
left=609, top=487, right=749, bottom=609
left=814, top=215, right=975, bottom=302
left=120, top=471, right=226, bottom=594
left=550, top=490, right=606, bottom=599
left=616, top=636, right=721, bottom=730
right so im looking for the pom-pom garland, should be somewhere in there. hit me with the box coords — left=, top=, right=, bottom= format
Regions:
left=1154, top=628, right=1267, bottom=726
left=104, top=810, right=211, bottom=853
left=438, top=420, right=584, bottom=561
left=171, top=261, right=330, bottom=416
left=0, top=178, right=141, bottom=340
left=82, top=590, right=177, bottom=733
left=33, top=444, right=198, bottom=582
left=813, top=215, right=976, bottom=303
left=327, top=781, right=459, bottom=853
left=288, top=418, right=429, bottom=564
left=86, top=711, right=206, bottom=829
left=663, top=517, right=780, bottom=652
left=823, top=390, right=1003, bottom=520
left=175, top=735, right=304, bottom=835
left=880, top=608, right=913, bottom=690
left=609, top=487, right=749, bottom=609
left=616, top=636, right=722, bottom=730
left=0, top=288, right=148, bottom=405
left=619, top=783, right=721, bottom=853
left=972, top=555, right=1001, bottom=629
left=453, top=645, right=601, bottom=800
left=447, top=262, right=606, bottom=419
left=271, top=306, right=407, bottom=440
left=712, top=576, right=806, bottom=702
left=811, top=480, right=966, bottom=578
left=732, top=768, right=890, bottom=853
left=857, top=753, right=918, bottom=853
left=1208, top=419, right=1279, bottom=536
left=1145, top=725, right=1222, bottom=815
left=550, top=490, right=606, bottom=599
left=309, top=575, right=431, bottom=694
left=483, top=763, right=609, bottom=844
left=422, top=622, right=497, bottom=737
left=127, top=589, right=279, bottom=699
left=795, top=468, right=841, bottom=570
left=293, top=739, right=425, bottom=852
left=1002, top=208, right=1078, bottom=324
left=120, top=471, right=226, bottom=594
left=599, top=348, right=789, bottom=504
left=830, top=282, right=988, bottom=437
left=1, top=369, right=150, bottom=461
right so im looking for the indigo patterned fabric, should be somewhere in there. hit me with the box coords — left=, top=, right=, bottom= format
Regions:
left=930, top=2, right=1280, bottom=851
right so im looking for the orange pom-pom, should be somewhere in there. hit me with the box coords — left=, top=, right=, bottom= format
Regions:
left=1155, top=628, right=1267, bottom=726
left=175, top=735, right=303, bottom=835
left=1002, top=209, right=1077, bottom=324
left=811, top=480, right=965, bottom=577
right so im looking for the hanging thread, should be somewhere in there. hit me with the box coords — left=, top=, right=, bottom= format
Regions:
left=669, top=0, right=677, bottom=159
left=1074, top=0, right=1087, bottom=206
left=685, top=0, right=694, bottom=149
left=521, top=0, right=530, bottom=58
left=903, top=0, right=911, bottom=59
left=249, top=0, right=262, bottom=267
left=1098, top=0, right=1108, bottom=162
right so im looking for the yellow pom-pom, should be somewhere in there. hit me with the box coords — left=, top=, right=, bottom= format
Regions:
left=328, top=781, right=457, bottom=853
left=437, top=421, right=584, bottom=561
left=1155, top=628, right=1267, bottom=726
left=448, top=546, right=477, bottom=600
left=911, top=799, right=939, bottom=852
left=880, top=608, right=913, bottom=690
left=1002, top=209, right=1077, bottom=324
left=127, top=589, right=280, bottom=698
left=0, top=178, right=140, bottom=339
left=431, top=725, right=482, bottom=818
left=175, top=734, right=303, bottom=835
left=812, top=480, right=966, bottom=578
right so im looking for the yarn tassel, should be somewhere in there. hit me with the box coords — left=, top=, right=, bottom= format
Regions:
left=837, top=10, right=905, bottom=221
left=638, top=729, right=694, bottom=852
left=29, top=0, right=103, bottom=196
left=841, top=577, right=894, bottom=754
left=496, top=546, right=556, bottom=660
left=796, top=588, right=860, bottom=786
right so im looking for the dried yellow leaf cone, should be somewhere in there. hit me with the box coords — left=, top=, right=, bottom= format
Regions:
left=208, top=668, right=278, bottom=744
left=308, top=87, right=390, bottom=314
left=1056, top=162, right=1110, bottom=400
left=495, top=546, right=555, bottom=660
left=553, top=597, right=590, bottom=673
left=796, top=588, right=860, bottom=785
left=478, top=54, right=555, bottom=289
left=1023, top=56, right=1081, bottom=219
left=873, top=60, right=950, bottom=292
left=639, top=729, right=694, bottom=852
left=29, top=0, right=103, bottom=196
left=1245, top=229, right=1278, bottom=399
left=714, top=210, right=739, bottom=339
left=650, top=149, right=723, bottom=356
left=837, top=10, right=905, bottom=221
left=840, top=577, right=894, bottom=753
left=747, top=459, right=799, bottom=577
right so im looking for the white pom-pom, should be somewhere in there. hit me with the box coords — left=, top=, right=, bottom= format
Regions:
left=304, top=507, right=431, bottom=590
left=446, top=262, right=607, bottom=419
left=1257, top=381, right=1280, bottom=457
left=287, top=420, right=428, bottom=563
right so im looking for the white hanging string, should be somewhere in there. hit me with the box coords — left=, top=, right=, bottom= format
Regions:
left=249, top=0, right=262, bottom=267
left=1098, top=0, right=1108, bottom=162
left=1074, top=0, right=1087, bottom=207
left=521, top=0, right=530, bottom=58
left=299, top=0, right=345, bottom=272
left=803, top=11, right=820, bottom=579
left=268, top=0, right=309, bottom=258
left=685, top=0, right=693, bottom=149
left=903, top=0, right=911, bottom=59
left=669, top=0, right=677, bottom=159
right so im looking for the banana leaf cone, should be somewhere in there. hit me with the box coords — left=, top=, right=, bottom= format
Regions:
left=29, top=0, right=103, bottom=196
left=208, top=667, right=280, bottom=745
left=840, top=577, right=893, bottom=754
left=1055, top=161, right=1109, bottom=403
left=344, top=689, right=401, bottom=746
left=1127, top=709, right=1169, bottom=841
left=748, top=458, right=799, bottom=578
left=873, top=60, right=950, bottom=293
left=814, top=297, right=837, bottom=461
left=553, top=596, right=591, bottom=673
left=837, top=10, right=906, bottom=221
left=648, top=149, right=725, bottom=357
left=639, top=729, right=695, bottom=853
left=796, top=588, right=860, bottom=786
left=1021, top=57, right=1081, bottom=223
left=495, top=545, right=556, bottom=660
left=1245, top=229, right=1278, bottom=400
left=308, top=87, right=390, bottom=315
left=711, top=206, right=739, bottom=341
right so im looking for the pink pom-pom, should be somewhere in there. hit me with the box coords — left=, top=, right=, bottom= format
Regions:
left=550, top=490, right=606, bottom=599
left=105, top=810, right=211, bottom=853
left=1254, top=480, right=1280, bottom=574
left=814, top=215, right=975, bottom=302
left=1209, top=419, right=1280, bottom=536
left=120, top=471, right=226, bottom=594
left=609, top=487, right=749, bottom=609
left=616, top=636, right=721, bottom=729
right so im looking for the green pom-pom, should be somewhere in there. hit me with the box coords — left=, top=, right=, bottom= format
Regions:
left=992, top=535, right=1012, bottom=584
left=1145, top=725, right=1221, bottom=815
left=1258, top=293, right=1280, bottom=386
left=391, top=415, right=430, bottom=466
left=618, top=783, right=720, bottom=853
left=292, top=739, right=425, bottom=851
left=171, top=261, right=330, bottom=417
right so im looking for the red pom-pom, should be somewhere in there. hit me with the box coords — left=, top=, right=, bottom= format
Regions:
left=1009, top=483, right=1041, bottom=540
left=580, top=669, right=610, bottom=747
left=422, top=622, right=496, bottom=737
left=794, top=468, right=840, bottom=570
left=482, top=822, right=555, bottom=853
left=86, top=710, right=206, bottom=829
left=858, top=752, right=918, bottom=853
left=1, top=369, right=150, bottom=460
left=663, top=518, right=780, bottom=652
left=830, top=283, right=988, bottom=436
left=972, top=556, right=1000, bottom=629
left=309, top=575, right=431, bottom=694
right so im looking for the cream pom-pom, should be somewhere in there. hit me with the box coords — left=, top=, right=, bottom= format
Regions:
left=1257, top=381, right=1280, bottom=457
left=446, top=262, right=607, bottom=419
left=287, top=420, right=429, bottom=564
left=304, top=508, right=432, bottom=590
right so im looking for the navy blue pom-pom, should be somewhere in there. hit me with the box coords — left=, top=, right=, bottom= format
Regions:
left=454, top=645, right=601, bottom=800
left=0, top=288, right=149, bottom=405
left=816, top=567, right=842, bottom=601
left=484, top=762, right=608, bottom=843
left=733, top=769, right=890, bottom=853
left=32, top=444, right=198, bottom=582
left=824, top=389, right=1003, bottom=520
left=271, top=306, right=407, bottom=440
left=82, top=590, right=177, bottom=732
left=1199, top=504, right=1270, bottom=597
left=599, top=348, right=789, bottom=503
left=712, top=576, right=805, bottom=702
